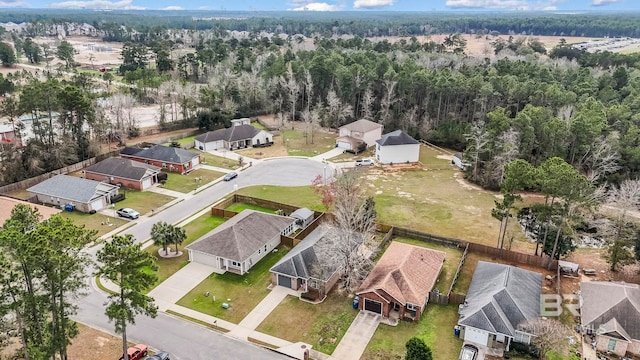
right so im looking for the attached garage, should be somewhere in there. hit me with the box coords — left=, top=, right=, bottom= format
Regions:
left=277, top=275, right=292, bottom=288
left=90, top=199, right=105, bottom=211
left=464, top=327, right=489, bottom=346
left=364, top=299, right=382, bottom=314
left=142, top=178, right=152, bottom=189
left=337, top=140, right=351, bottom=149
left=189, top=251, right=217, bottom=267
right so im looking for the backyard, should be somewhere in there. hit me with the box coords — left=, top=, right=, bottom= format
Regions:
left=175, top=245, right=289, bottom=324
left=225, top=202, right=275, bottom=213
left=161, top=168, right=225, bottom=193
left=255, top=292, right=358, bottom=355
left=361, top=304, right=462, bottom=360
left=144, top=213, right=226, bottom=289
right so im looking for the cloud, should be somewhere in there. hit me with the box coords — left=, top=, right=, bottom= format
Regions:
left=161, top=5, right=183, bottom=10
left=445, top=0, right=558, bottom=10
left=0, top=0, right=28, bottom=7
left=592, top=0, right=621, bottom=5
left=290, top=2, right=342, bottom=10
left=49, top=0, right=144, bottom=9
left=353, top=0, right=394, bottom=8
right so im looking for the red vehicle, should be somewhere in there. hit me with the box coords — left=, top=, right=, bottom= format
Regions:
left=119, top=344, right=148, bottom=360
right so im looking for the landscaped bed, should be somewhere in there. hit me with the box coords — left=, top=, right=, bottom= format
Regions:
left=145, top=214, right=226, bottom=289
left=255, top=292, right=358, bottom=355
left=361, top=304, right=462, bottom=360
left=175, top=246, right=289, bottom=324
left=161, top=168, right=225, bottom=193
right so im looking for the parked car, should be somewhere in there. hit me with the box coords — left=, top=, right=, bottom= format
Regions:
left=459, top=344, right=478, bottom=360
left=223, top=172, right=238, bottom=181
left=119, top=344, right=148, bottom=360
left=355, top=158, right=374, bottom=166
left=145, top=352, right=170, bottom=360
left=116, top=208, right=140, bottom=219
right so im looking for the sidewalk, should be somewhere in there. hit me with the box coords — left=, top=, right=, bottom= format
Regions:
left=148, top=262, right=222, bottom=311
left=199, top=164, right=234, bottom=173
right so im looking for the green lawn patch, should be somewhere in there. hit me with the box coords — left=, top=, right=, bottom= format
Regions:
left=361, top=304, right=462, bottom=360
left=391, top=238, right=463, bottom=294
left=164, top=135, right=197, bottom=148
left=282, top=129, right=336, bottom=157
left=225, top=202, right=276, bottom=214
left=256, top=292, right=358, bottom=355
left=251, top=122, right=266, bottom=130
left=176, top=246, right=289, bottom=324
left=200, top=153, right=241, bottom=170
left=237, top=185, right=324, bottom=211
left=115, top=189, right=175, bottom=215
left=166, top=310, right=230, bottom=333
left=161, top=168, right=225, bottom=193
left=61, top=211, right=126, bottom=237
left=145, top=214, right=226, bottom=288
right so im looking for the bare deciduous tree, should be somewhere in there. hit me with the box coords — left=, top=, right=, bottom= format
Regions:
left=380, top=79, right=397, bottom=126
left=465, top=119, right=490, bottom=182
left=281, top=63, right=300, bottom=128
left=581, top=134, right=621, bottom=183
left=518, top=318, right=573, bottom=360
left=325, top=89, right=352, bottom=128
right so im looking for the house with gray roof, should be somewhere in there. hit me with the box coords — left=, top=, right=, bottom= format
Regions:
left=375, top=130, right=420, bottom=164
left=270, top=226, right=344, bottom=299
left=289, top=207, right=315, bottom=229
left=120, top=144, right=200, bottom=174
left=337, top=119, right=383, bottom=152
left=84, top=157, right=161, bottom=190
left=458, top=261, right=542, bottom=351
left=194, top=123, right=272, bottom=151
left=186, top=209, right=296, bottom=275
left=27, top=174, right=119, bottom=213
left=580, top=281, right=640, bottom=357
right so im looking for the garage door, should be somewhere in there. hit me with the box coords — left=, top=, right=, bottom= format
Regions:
left=91, top=199, right=104, bottom=211
left=337, top=141, right=351, bottom=150
left=142, top=178, right=152, bottom=189
left=192, top=156, right=200, bottom=166
left=278, top=275, right=292, bottom=289
left=364, top=299, right=382, bottom=314
left=191, top=251, right=217, bottom=267
left=464, top=327, right=489, bottom=346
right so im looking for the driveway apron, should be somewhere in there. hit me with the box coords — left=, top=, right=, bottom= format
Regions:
left=331, top=311, right=381, bottom=360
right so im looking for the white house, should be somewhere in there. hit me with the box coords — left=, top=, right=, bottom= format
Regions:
left=186, top=210, right=296, bottom=275
left=336, top=119, right=383, bottom=152
left=194, top=123, right=272, bottom=151
left=375, top=130, right=420, bottom=164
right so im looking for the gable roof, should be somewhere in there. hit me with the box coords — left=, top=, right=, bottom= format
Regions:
left=186, top=209, right=295, bottom=262
left=339, top=119, right=383, bottom=133
left=122, top=145, right=198, bottom=164
left=27, top=174, right=119, bottom=203
left=357, top=241, right=446, bottom=306
left=195, top=125, right=261, bottom=143
left=121, top=146, right=144, bottom=156
left=290, top=207, right=314, bottom=221
left=458, top=261, right=542, bottom=336
left=376, top=130, right=419, bottom=146
left=0, top=197, right=61, bottom=225
left=85, top=157, right=160, bottom=181
left=581, top=281, right=640, bottom=341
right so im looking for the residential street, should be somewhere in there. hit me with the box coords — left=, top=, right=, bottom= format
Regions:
left=74, top=158, right=334, bottom=360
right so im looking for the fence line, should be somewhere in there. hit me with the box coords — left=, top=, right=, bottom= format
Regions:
left=447, top=243, right=469, bottom=297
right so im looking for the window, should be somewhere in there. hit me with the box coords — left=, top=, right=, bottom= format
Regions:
left=406, top=303, right=418, bottom=311
left=162, top=162, right=167, bottom=168
left=265, top=244, right=268, bottom=252
left=258, top=249, right=261, bottom=254
left=608, top=339, right=616, bottom=351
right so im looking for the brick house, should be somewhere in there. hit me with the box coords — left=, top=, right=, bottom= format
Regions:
left=356, top=241, right=445, bottom=321
left=121, top=145, right=200, bottom=174
left=84, top=157, right=161, bottom=190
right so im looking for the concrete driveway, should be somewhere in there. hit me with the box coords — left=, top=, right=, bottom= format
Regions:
left=148, top=262, right=220, bottom=311
left=331, top=311, right=381, bottom=360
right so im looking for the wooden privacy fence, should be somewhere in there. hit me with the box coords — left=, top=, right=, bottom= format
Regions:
left=210, top=208, right=239, bottom=218
left=0, top=149, right=121, bottom=194
left=447, top=243, right=469, bottom=296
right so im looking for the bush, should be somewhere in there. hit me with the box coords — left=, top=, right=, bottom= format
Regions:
left=405, top=337, right=432, bottom=360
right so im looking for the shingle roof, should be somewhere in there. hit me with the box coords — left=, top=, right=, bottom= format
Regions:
left=376, top=130, right=419, bottom=146
left=0, top=197, right=61, bottom=225
left=458, top=261, right=542, bottom=336
left=122, top=145, right=198, bottom=164
left=340, top=119, right=383, bottom=133
left=270, top=225, right=352, bottom=282
left=186, top=210, right=295, bottom=262
left=581, top=282, right=640, bottom=341
left=84, top=158, right=160, bottom=181
left=194, top=125, right=261, bottom=143
left=357, top=241, right=446, bottom=306
left=121, top=146, right=144, bottom=156
left=290, top=208, right=314, bottom=221
left=27, top=174, right=119, bottom=203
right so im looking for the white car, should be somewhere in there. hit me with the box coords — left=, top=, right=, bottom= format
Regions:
left=355, top=158, right=374, bottom=166
left=116, top=208, right=140, bottom=219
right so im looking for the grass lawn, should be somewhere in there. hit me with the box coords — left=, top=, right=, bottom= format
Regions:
left=331, top=147, right=375, bottom=162
left=225, top=202, right=276, bottom=214
left=200, top=153, right=241, bottom=170
left=176, top=246, right=289, bottom=324
left=361, top=304, right=462, bottom=360
left=115, top=189, right=175, bottom=215
left=282, top=129, right=336, bottom=157
left=60, top=211, right=127, bottom=237
left=252, top=122, right=266, bottom=129
left=145, top=214, right=226, bottom=289
left=164, top=135, right=197, bottom=147
left=237, top=185, right=325, bottom=212
left=256, top=292, right=358, bottom=355
left=391, top=237, right=463, bottom=294
left=161, top=168, right=225, bottom=193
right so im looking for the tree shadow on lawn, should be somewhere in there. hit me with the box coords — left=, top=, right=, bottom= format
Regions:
left=175, top=246, right=289, bottom=324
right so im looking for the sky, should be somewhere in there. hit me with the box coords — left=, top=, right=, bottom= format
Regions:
left=1, top=0, right=640, bottom=12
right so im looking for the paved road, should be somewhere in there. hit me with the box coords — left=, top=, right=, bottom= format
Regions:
left=74, top=158, right=332, bottom=360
